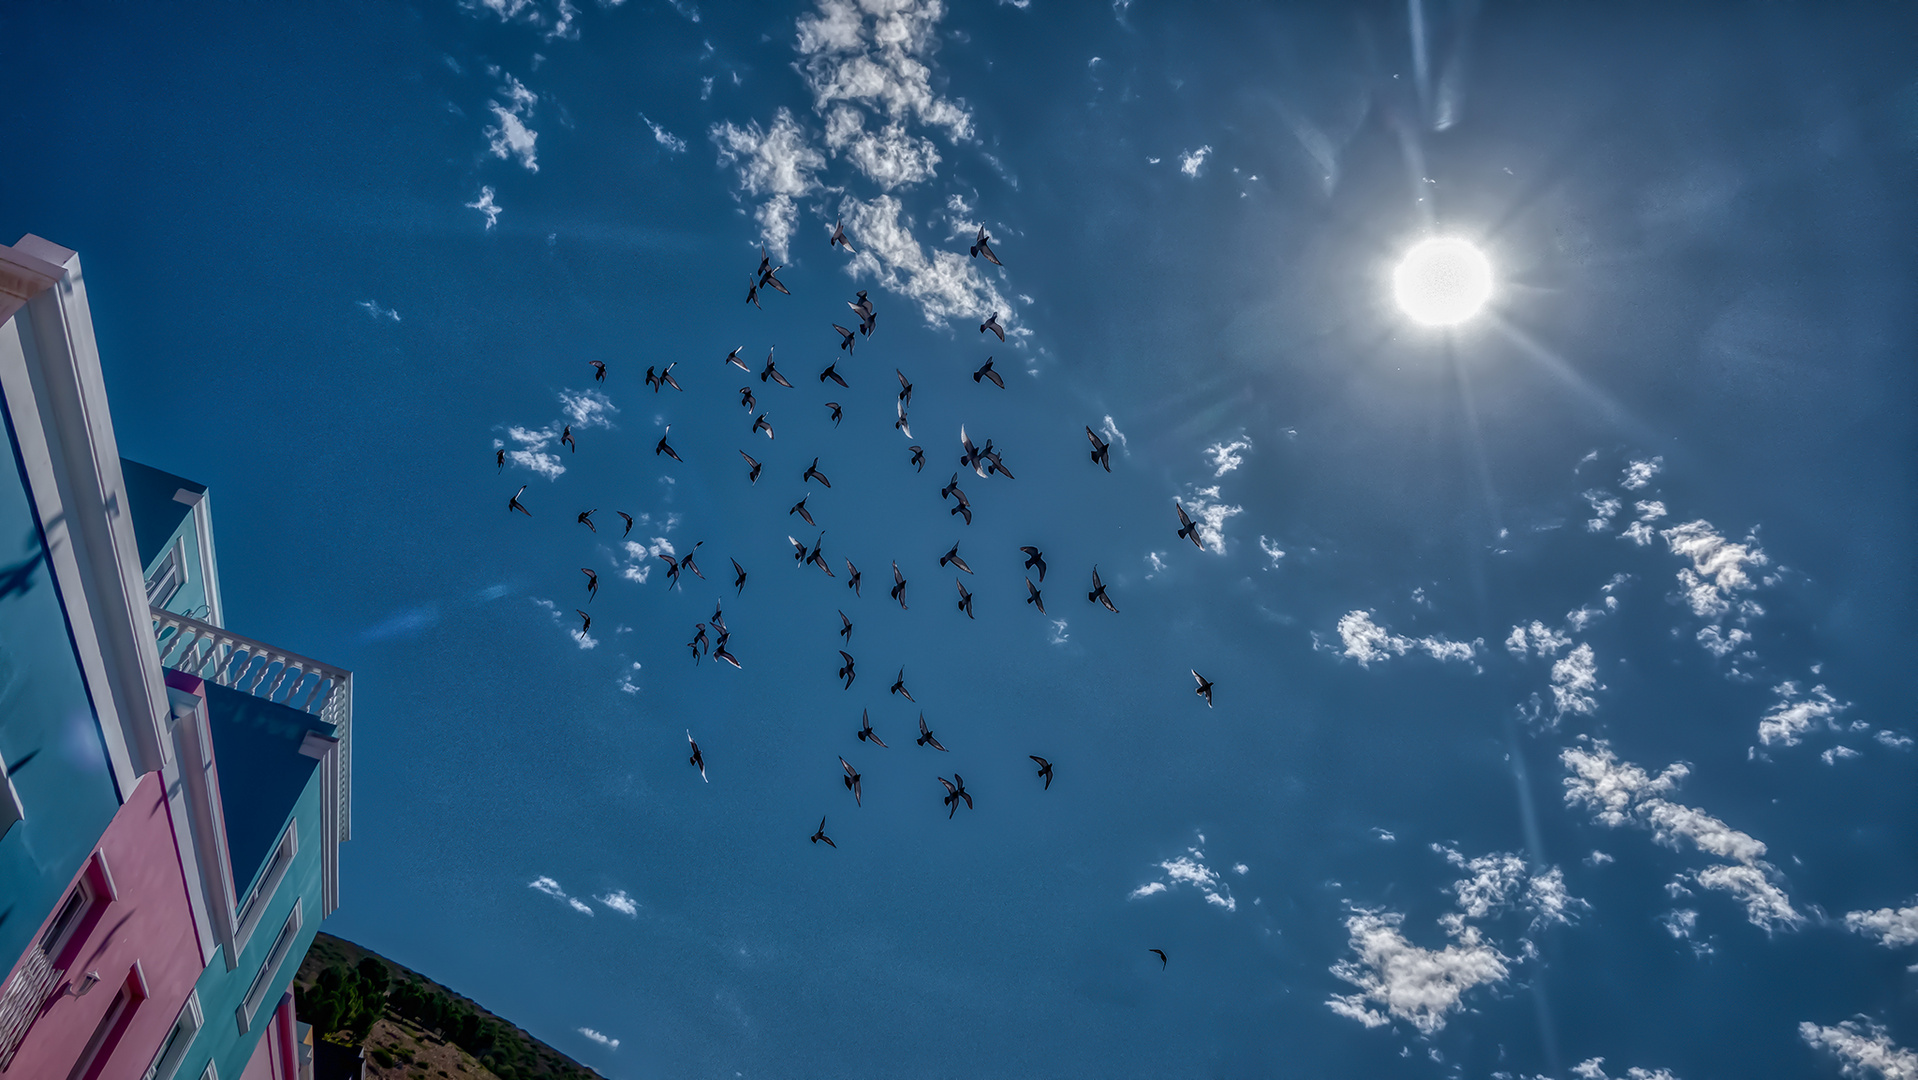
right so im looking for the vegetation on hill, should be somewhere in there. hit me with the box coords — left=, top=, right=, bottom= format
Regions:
left=294, top=932, right=600, bottom=1080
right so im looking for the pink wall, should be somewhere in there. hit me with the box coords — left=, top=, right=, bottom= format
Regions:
left=236, top=995, right=296, bottom=1080
left=5, top=772, right=206, bottom=1080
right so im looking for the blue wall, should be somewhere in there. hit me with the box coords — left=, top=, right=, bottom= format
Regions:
left=122, top=458, right=216, bottom=623
left=0, top=394, right=121, bottom=969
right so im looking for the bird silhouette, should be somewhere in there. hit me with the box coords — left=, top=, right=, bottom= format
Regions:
left=655, top=427, right=682, bottom=463
left=820, top=362, right=848, bottom=388
left=508, top=485, right=531, bottom=516
left=1192, top=670, right=1214, bottom=707
left=829, top=218, right=852, bottom=252
left=845, top=560, right=861, bottom=597
left=561, top=425, right=576, bottom=452
left=741, top=450, right=764, bottom=483
left=1031, top=755, right=1053, bottom=790
left=838, top=650, right=857, bottom=689
left=576, top=609, right=592, bottom=634
left=940, top=542, right=974, bottom=574
left=1175, top=501, right=1205, bottom=550
left=759, top=264, right=789, bottom=296
left=973, top=357, right=1005, bottom=388
left=725, top=346, right=749, bottom=371
left=617, top=511, right=634, bottom=537
left=831, top=323, right=857, bottom=355
left=891, top=562, right=909, bottom=609
left=731, top=557, right=748, bottom=595
left=659, top=551, right=683, bottom=590
left=938, top=774, right=973, bottom=818
left=1088, top=566, right=1119, bottom=613
left=761, top=351, right=794, bottom=388
left=917, top=713, right=948, bottom=752
left=789, top=494, right=815, bottom=527
left=714, top=642, right=741, bottom=669
left=811, top=816, right=835, bottom=847
left=656, top=362, right=681, bottom=392
left=969, top=224, right=1002, bottom=266
left=746, top=274, right=762, bottom=309
left=956, top=579, right=974, bottom=619
left=687, top=731, right=707, bottom=782
left=909, top=445, right=925, bottom=472
left=825, top=402, right=843, bottom=427
left=739, top=385, right=757, bottom=411
left=857, top=709, right=888, bottom=748
left=1025, top=577, right=1046, bottom=615
left=581, top=567, right=598, bottom=601
left=891, top=668, right=915, bottom=703
left=496, top=448, right=505, bottom=472
left=1086, top=426, right=1112, bottom=472
left=806, top=536, right=835, bottom=577
left=681, top=541, right=706, bottom=580
left=848, top=291, right=876, bottom=336
left=895, top=368, right=913, bottom=406
left=895, top=400, right=912, bottom=438
left=840, top=757, right=863, bottom=806
left=803, top=458, right=832, bottom=488
left=589, top=359, right=606, bottom=382
left=1150, top=949, right=1167, bottom=970
left=839, top=609, right=853, bottom=642
left=980, top=312, right=1005, bottom=342
left=790, top=536, right=810, bottom=564
left=753, top=413, right=775, bottom=439
left=1020, top=546, right=1047, bottom=581
left=578, top=509, right=598, bottom=533
left=688, top=624, right=709, bottom=662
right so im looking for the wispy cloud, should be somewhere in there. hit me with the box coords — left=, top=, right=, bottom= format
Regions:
left=1046, top=618, right=1069, bottom=646
left=1506, top=620, right=1571, bottom=658
left=577, top=1027, right=620, bottom=1050
left=1179, top=145, right=1212, bottom=177
left=1584, top=490, right=1622, bottom=532
left=1099, top=415, right=1128, bottom=454
left=1661, top=520, right=1768, bottom=620
left=1204, top=437, right=1252, bottom=477
left=1179, top=485, right=1242, bottom=554
left=1844, top=898, right=1918, bottom=949
left=1570, top=1058, right=1680, bottom=1080
left=361, top=605, right=440, bottom=643
left=559, top=387, right=618, bottom=429
left=710, top=109, right=826, bottom=260
left=504, top=426, right=565, bottom=480
left=1549, top=643, right=1602, bottom=720
left=466, top=186, right=502, bottom=230
left=1257, top=535, right=1285, bottom=568
left=483, top=72, right=541, bottom=170
left=641, top=112, right=688, bottom=153
left=793, top=0, right=973, bottom=143
left=1435, top=845, right=1585, bottom=930
left=530, top=875, right=593, bottom=915
left=356, top=299, right=401, bottom=322
left=1799, top=1019, right=1916, bottom=1079
left=1331, top=611, right=1481, bottom=667
left=1620, top=456, right=1663, bottom=490
left=1129, top=838, right=1238, bottom=911
left=1326, top=909, right=1509, bottom=1035
left=621, top=536, right=677, bottom=585
left=1757, top=681, right=1847, bottom=747
left=595, top=890, right=639, bottom=917
left=839, top=194, right=1018, bottom=332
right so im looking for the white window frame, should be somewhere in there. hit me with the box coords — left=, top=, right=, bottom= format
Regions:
left=144, top=538, right=186, bottom=608
left=236, top=902, right=300, bottom=1034
left=234, top=821, right=297, bottom=952
left=39, top=876, right=94, bottom=964
left=143, top=989, right=201, bottom=1080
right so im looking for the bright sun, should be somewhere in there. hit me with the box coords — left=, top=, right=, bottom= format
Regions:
left=1393, top=237, right=1493, bottom=326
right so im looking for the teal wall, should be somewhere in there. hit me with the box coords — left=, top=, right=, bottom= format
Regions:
left=0, top=393, right=121, bottom=969
left=121, top=459, right=215, bottom=623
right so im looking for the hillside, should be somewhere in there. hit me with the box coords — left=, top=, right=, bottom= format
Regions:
left=295, top=932, right=601, bottom=1080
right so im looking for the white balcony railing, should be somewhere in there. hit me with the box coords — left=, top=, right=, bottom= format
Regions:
left=0, top=947, right=59, bottom=1070
left=149, top=607, right=352, bottom=844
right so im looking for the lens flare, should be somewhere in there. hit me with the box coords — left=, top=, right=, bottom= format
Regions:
left=1393, top=238, right=1493, bottom=326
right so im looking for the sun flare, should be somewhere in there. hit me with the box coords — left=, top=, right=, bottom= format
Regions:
left=1393, top=238, right=1493, bottom=326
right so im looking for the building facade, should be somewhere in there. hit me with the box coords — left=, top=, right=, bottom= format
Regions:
left=0, top=235, right=352, bottom=1080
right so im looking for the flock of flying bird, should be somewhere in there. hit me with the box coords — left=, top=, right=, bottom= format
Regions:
left=501, top=220, right=1214, bottom=969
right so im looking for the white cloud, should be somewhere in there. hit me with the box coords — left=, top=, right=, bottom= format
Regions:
left=530, top=876, right=593, bottom=915
left=1258, top=535, right=1285, bottom=568
left=1099, top=415, right=1128, bottom=453
left=1204, top=437, right=1252, bottom=477
left=839, top=194, right=1016, bottom=330
left=577, top=1027, right=620, bottom=1050
left=1757, top=681, right=1847, bottom=747
left=1878, top=730, right=1914, bottom=750
left=1822, top=745, right=1861, bottom=765
left=823, top=105, right=940, bottom=188
left=1435, top=846, right=1584, bottom=930
left=559, top=387, right=618, bottom=429
left=1180, top=485, right=1242, bottom=554
left=1586, top=850, right=1614, bottom=867
left=356, top=300, right=401, bottom=322
left=485, top=97, right=541, bottom=171
left=1584, top=490, right=1623, bottom=532
left=1046, top=618, right=1069, bottom=646
left=1550, top=643, right=1602, bottom=719
left=464, top=0, right=580, bottom=39
left=641, top=113, right=688, bottom=153
left=1800, top=1020, right=1918, bottom=1080
left=1571, top=1058, right=1680, bottom=1080
left=1693, top=863, right=1800, bottom=930
left=1620, top=457, right=1663, bottom=490
left=1845, top=899, right=1918, bottom=949
left=1620, top=521, right=1656, bottom=546
left=1179, top=145, right=1212, bottom=177
left=793, top=0, right=973, bottom=142
left=595, top=890, right=639, bottom=917
left=1635, top=500, right=1667, bottom=520
left=505, top=426, right=565, bottom=480
left=1506, top=621, right=1571, bottom=658
left=1326, top=909, right=1510, bottom=1035
left=1334, top=611, right=1481, bottom=667
left=570, top=628, right=598, bottom=650
left=1130, top=844, right=1237, bottom=912
left=1371, top=828, right=1396, bottom=842
left=1659, top=908, right=1698, bottom=939
left=710, top=108, right=827, bottom=259
left=466, top=186, right=503, bottom=230
left=1696, top=625, right=1751, bottom=657
left=1661, top=520, right=1768, bottom=619
left=621, top=537, right=676, bottom=585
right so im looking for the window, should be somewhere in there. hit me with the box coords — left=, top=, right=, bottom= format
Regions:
left=234, top=822, right=297, bottom=950
left=39, top=878, right=91, bottom=962
left=145, top=542, right=184, bottom=608
left=143, top=991, right=201, bottom=1080
left=236, top=902, right=300, bottom=1034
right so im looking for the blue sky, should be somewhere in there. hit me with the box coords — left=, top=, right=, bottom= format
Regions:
left=4, top=1, right=1917, bottom=1077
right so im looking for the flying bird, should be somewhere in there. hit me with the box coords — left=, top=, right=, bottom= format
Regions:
left=709, top=603, right=728, bottom=637
left=746, top=274, right=762, bottom=309
left=811, top=816, right=835, bottom=847
left=578, top=509, right=598, bottom=533
left=655, top=427, right=682, bottom=463
left=725, top=346, right=749, bottom=371
left=819, top=362, right=848, bottom=388
left=659, top=551, right=683, bottom=589
left=848, top=291, right=875, bottom=335
left=759, top=264, right=789, bottom=296
left=803, top=458, right=832, bottom=488
left=970, top=224, right=1002, bottom=266
left=982, top=446, right=1015, bottom=480
left=1088, top=566, right=1119, bottom=613
left=739, top=385, right=756, bottom=411
left=980, top=312, right=1005, bottom=342
left=838, top=609, right=853, bottom=642
left=496, top=448, right=505, bottom=471
left=560, top=425, right=576, bottom=452
left=940, top=542, right=973, bottom=575
left=680, top=541, right=706, bottom=580
left=973, top=357, right=1005, bottom=389
left=656, top=362, right=681, bottom=391
left=752, top=413, right=775, bottom=439
left=617, top=511, right=634, bottom=537
left=1086, top=426, right=1112, bottom=472
left=845, top=560, right=861, bottom=597
left=825, top=402, right=843, bottom=427
left=1175, top=501, right=1206, bottom=550
left=1030, top=755, right=1053, bottom=790
left=589, top=359, right=606, bottom=382
left=838, top=650, right=857, bottom=689
left=831, top=323, right=857, bottom=355
left=1149, top=949, right=1167, bottom=970
left=1025, top=577, right=1046, bottom=615
left=1192, top=670, right=1214, bottom=707
left=714, top=642, right=740, bottom=668
left=894, top=399, right=912, bottom=438
left=687, top=731, right=707, bottom=782
left=789, top=535, right=810, bottom=564
left=950, top=488, right=973, bottom=526
left=840, top=757, right=863, bottom=806
left=896, top=368, right=913, bottom=406
left=916, top=713, right=947, bottom=752
left=857, top=709, right=888, bottom=748
left=829, top=218, right=852, bottom=252
left=941, top=472, right=963, bottom=500
left=576, top=609, right=591, bottom=634
left=508, top=485, right=531, bottom=516
left=688, top=623, right=709, bottom=661
left=581, top=567, right=598, bottom=601
left=731, top=557, right=748, bottom=595
left=806, top=536, right=835, bottom=577
left=789, top=494, right=815, bottom=526
left=956, top=579, right=974, bottom=619
left=891, top=561, right=909, bottom=609
left=761, top=352, right=793, bottom=388
left=1020, top=546, right=1047, bottom=581
left=938, top=774, right=973, bottom=818
left=959, top=428, right=989, bottom=478
left=741, top=450, right=763, bottom=483
left=908, top=445, right=925, bottom=472
left=891, top=668, right=915, bottom=703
